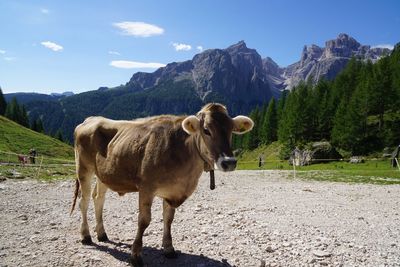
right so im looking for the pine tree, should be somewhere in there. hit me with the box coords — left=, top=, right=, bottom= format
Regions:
left=5, top=97, right=21, bottom=123
left=55, top=129, right=64, bottom=142
left=390, top=43, right=400, bottom=107
left=36, top=118, right=44, bottom=133
left=20, top=105, right=30, bottom=128
left=0, top=87, right=6, bottom=116
left=260, top=98, right=277, bottom=145
left=374, top=56, right=395, bottom=131
left=331, top=99, right=349, bottom=151
left=30, top=119, right=38, bottom=132
left=277, top=90, right=288, bottom=122
left=311, top=80, right=331, bottom=140
left=243, top=106, right=261, bottom=150
left=332, top=81, right=369, bottom=155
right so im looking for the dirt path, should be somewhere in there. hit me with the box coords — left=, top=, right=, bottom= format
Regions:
left=1, top=171, right=399, bottom=267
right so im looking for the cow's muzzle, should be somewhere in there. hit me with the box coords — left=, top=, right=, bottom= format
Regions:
left=215, top=156, right=237, bottom=172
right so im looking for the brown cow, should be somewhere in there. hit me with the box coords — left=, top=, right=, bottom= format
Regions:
left=70, top=103, right=253, bottom=266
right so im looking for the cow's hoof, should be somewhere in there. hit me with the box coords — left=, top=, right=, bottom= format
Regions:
left=129, top=256, right=143, bottom=267
left=98, top=233, right=109, bottom=242
left=163, top=247, right=177, bottom=259
left=81, top=236, right=93, bottom=245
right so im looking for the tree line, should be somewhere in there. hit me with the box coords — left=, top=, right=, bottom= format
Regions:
left=234, top=43, right=400, bottom=158
left=0, top=88, right=65, bottom=142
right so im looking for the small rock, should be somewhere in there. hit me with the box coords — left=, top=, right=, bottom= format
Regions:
left=90, top=256, right=101, bottom=261
left=259, top=259, right=266, bottom=267
left=266, top=246, right=275, bottom=253
left=18, top=214, right=28, bottom=221
left=50, top=236, right=59, bottom=241
left=312, top=250, right=332, bottom=257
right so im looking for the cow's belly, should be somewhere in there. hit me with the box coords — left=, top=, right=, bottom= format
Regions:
left=95, top=153, right=141, bottom=193
left=101, top=178, right=139, bottom=193
left=95, top=166, right=140, bottom=194
left=154, top=173, right=202, bottom=208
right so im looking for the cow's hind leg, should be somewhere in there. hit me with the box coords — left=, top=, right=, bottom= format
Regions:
left=130, top=191, right=154, bottom=267
left=162, top=200, right=177, bottom=258
left=78, top=169, right=93, bottom=245
left=92, top=179, right=108, bottom=242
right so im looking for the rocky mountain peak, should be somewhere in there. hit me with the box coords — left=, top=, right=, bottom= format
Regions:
left=226, top=40, right=249, bottom=53
left=282, top=33, right=391, bottom=89
left=300, top=44, right=323, bottom=65
left=323, top=33, right=361, bottom=58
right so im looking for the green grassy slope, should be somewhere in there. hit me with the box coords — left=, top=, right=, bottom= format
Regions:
left=0, top=116, right=74, bottom=160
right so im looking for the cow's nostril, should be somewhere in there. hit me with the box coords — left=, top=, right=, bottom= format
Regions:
left=220, top=158, right=237, bottom=171
left=221, top=161, right=228, bottom=170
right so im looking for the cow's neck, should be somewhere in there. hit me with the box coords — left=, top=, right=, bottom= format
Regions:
left=191, top=133, right=213, bottom=172
left=191, top=133, right=216, bottom=190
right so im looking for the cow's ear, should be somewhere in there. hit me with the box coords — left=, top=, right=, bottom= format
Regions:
left=182, top=115, right=200, bottom=135
left=232, top=116, right=254, bottom=135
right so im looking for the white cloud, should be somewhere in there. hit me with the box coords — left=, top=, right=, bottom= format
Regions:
left=41, top=8, right=49, bottom=14
left=197, top=46, right=204, bottom=52
left=113, top=21, right=164, bottom=37
left=372, top=44, right=394, bottom=50
left=172, top=43, right=192, bottom=51
left=0, top=49, right=5, bottom=54
left=41, top=41, right=63, bottom=52
left=110, top=60, right=165, bottom=69
left=108, top=51, right=121, bottom=56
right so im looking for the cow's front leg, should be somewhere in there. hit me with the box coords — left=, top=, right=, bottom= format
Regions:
left=130, top=191, right=154, bottom=267
left=162, top=199, right=177, bottom=258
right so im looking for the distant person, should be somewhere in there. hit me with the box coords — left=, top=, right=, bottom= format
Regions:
left=258, top=153, right=265, bottom=168
left=29, top=148, right=37, bottom=164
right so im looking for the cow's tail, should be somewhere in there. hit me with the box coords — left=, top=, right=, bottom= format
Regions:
left=70, top=179, right=80, bottom=215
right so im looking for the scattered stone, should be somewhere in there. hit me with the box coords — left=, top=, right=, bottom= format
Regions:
left=266, top=246, right=275, bottom=253
left=302, top=188, right=314, bottom=192
left=18, top=214, right=28, bottom=221
left=312, top=250, right=332, bottom=257
left=90, top=256, right=101, bottom=262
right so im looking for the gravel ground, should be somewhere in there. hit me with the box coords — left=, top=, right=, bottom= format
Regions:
left=0, top=170, right=399, bottom=267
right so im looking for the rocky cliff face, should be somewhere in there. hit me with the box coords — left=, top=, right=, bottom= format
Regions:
left=281, top=33, right=391, bottom=89
left=126, top=40, right=274, bottom=102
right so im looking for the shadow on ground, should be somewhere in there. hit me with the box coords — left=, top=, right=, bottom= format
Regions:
left=93, top=240, right=232, bottom=267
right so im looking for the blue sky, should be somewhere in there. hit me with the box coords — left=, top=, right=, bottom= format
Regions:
left=1, top=0, right=399, bottom=94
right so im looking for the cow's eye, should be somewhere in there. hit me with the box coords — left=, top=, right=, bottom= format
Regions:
left=204, top=128, right=211, bottom=136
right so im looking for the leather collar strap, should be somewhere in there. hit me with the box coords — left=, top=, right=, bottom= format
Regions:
left=196, top=113, right=216, bottom=190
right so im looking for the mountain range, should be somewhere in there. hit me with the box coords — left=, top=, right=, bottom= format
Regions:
left=4, top=33, right=392, bottom=141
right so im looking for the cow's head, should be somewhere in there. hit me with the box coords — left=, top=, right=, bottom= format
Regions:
left=182, top=103, right=253, bottom=172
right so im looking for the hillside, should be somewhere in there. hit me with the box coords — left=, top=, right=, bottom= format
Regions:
left=0, top=116, right=74, bottom=160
